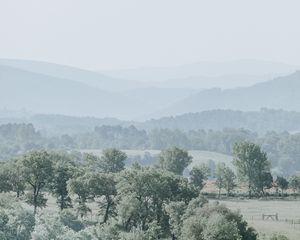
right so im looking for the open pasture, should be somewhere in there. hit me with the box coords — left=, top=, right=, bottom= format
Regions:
left=216, top=199, right=300, bottom=240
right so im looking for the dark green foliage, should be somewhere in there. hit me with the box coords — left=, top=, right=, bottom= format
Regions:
left=67, top=174, right=91, bottom=218
left=181, top=202, right=257, bottom=240
left=275, top=176, right=289, bottom=194
left=116, top=167, right=197, bottom=237
left=59, top=210, right=85, bottom=232
left=159, top=147, right=192, bottom=175
left=87, top=172, right=117, bottom=223
left=289, top=175, right=300, bottom=193
left=215, top=162, right=236, bottom=197
left=190, top=164, right=209, bottom=191
left=50, top=153, right=75, bottom=210
left=0, top=194, right=35, bottom=240
left=20, top=151, right=54, bottom=214
left=100, top=148, right=127, bottom=173
left=233, top=142, right=271, bottom=197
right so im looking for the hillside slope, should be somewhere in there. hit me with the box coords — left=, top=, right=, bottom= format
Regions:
left=0, top=58, right=144, bottom=91
left=0, top=65, right=146, bottom=119
left=157, top=71, right=300, bottom=117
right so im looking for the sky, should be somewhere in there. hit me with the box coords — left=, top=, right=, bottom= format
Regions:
left=0, top=0, right=300, bottom=70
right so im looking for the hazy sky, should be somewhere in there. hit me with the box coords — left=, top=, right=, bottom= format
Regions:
left=0, top=0, right=300, bottom=70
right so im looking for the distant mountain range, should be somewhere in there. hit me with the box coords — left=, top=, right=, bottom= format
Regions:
left=104, top=59, right=299, bottom=89
left=0, top=59, right=299, bottom=120
left=0, top=58, right=143, bottom=92
left=0, top=60, right=193, bottom=119
left=155, top=71, right=300, bottom=117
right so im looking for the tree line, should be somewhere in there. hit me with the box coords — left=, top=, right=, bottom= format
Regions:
left=1, top=123, right=300, bottom=176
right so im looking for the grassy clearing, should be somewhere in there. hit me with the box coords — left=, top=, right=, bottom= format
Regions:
left=214, top=199, right=300, bottom=240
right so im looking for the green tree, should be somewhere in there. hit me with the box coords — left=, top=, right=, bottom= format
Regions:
left=159, top=147, right=192, bottom=175
left=203, top=213, right=241, bottom=240
left=190, top=164, right=209, bottom=191
left=116, top=168, right=197, bottom=236
left=259, top=172, right=273, bottom=194
left=87, top=172, right=117, bottom=223
left=165, top=201, right=186, bottom=240
left=289, top=175, right=300, bottom=194
left=275, top=176, right=289, bottom=194
left=101, top=148, right=127, bottom=173
left=68, top=174, right=91, bottom=218
left=50, top=153, right=75, bottom=210
left=0, top=193, right=35, bottom=240
left=19, top=151, right=54, bottom=214
left=233, top=142, right=271, bottom=197
left=215, top=163, right=236, bottom=197
left=181, top=203, right=257, bottom=240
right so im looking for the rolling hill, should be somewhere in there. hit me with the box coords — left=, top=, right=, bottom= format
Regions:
left=0, top=65, right=147, bottom=119
left=156, top=71, right=300, bottom=117
left=0, top=59, right=198, bottom=119
left=104, top=59, right=299, bottom=89
left=0, top=58, right=144, bottom=92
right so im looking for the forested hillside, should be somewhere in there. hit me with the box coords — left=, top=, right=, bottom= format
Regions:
left=1, top=123, right=300, bottom=175
left=1, top=109, right=300, bottom=136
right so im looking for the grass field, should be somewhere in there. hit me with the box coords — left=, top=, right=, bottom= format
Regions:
left=214, top=199, right=300, bottom=240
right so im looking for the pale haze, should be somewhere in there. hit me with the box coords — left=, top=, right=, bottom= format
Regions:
left=1, top=0, right=300, bottom=70
left=1, top=2, right=300, bottom=239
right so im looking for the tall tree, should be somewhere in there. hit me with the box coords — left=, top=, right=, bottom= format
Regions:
left=215, top=163, right=236, bottom=198
left=50, top=153, right=75, bottom=211
left=101, top=148, right=127, bottom=173
left=87, top=172, right=117, bottom=223
left=159, top=147, right=192, bottom=175
left=233, top=142, right=271, bottom=197
left=68, top=174, right=91, bottom=218
left=20, top=151, right=54, bottom=214
left=275, top=176, right=289, bottom=194
left=189, top=164, right=209, bottom=191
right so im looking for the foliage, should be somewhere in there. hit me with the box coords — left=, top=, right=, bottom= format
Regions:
left=215, top=162, right=236, bottom=197
left=190, top=164, right=210, bottom=191
left=275, top=176, right=289, bottom=194
left=19, top=151, right=54, bottom=214
left=233, top=142, right=271, bottom=197
left=100, top=148, right=127, bottom=173
left=269, top=233, right=289, bottom=240
left=159, top=147, right=192, bottom=175
left=181, top=202, right=257, bottom=240
left=2, top=122, right=300, bottom=175
left=0, top=193, right=35, bottom=240
left=289, top=175, right=300, bottom=193
left=50, top=153, right=75, bottom=210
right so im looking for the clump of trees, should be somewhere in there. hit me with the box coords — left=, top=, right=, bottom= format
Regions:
left=0, top=147, right=263, bottom=240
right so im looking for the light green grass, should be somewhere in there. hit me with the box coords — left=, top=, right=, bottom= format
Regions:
left=214, top=199, right=300, bottom=240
